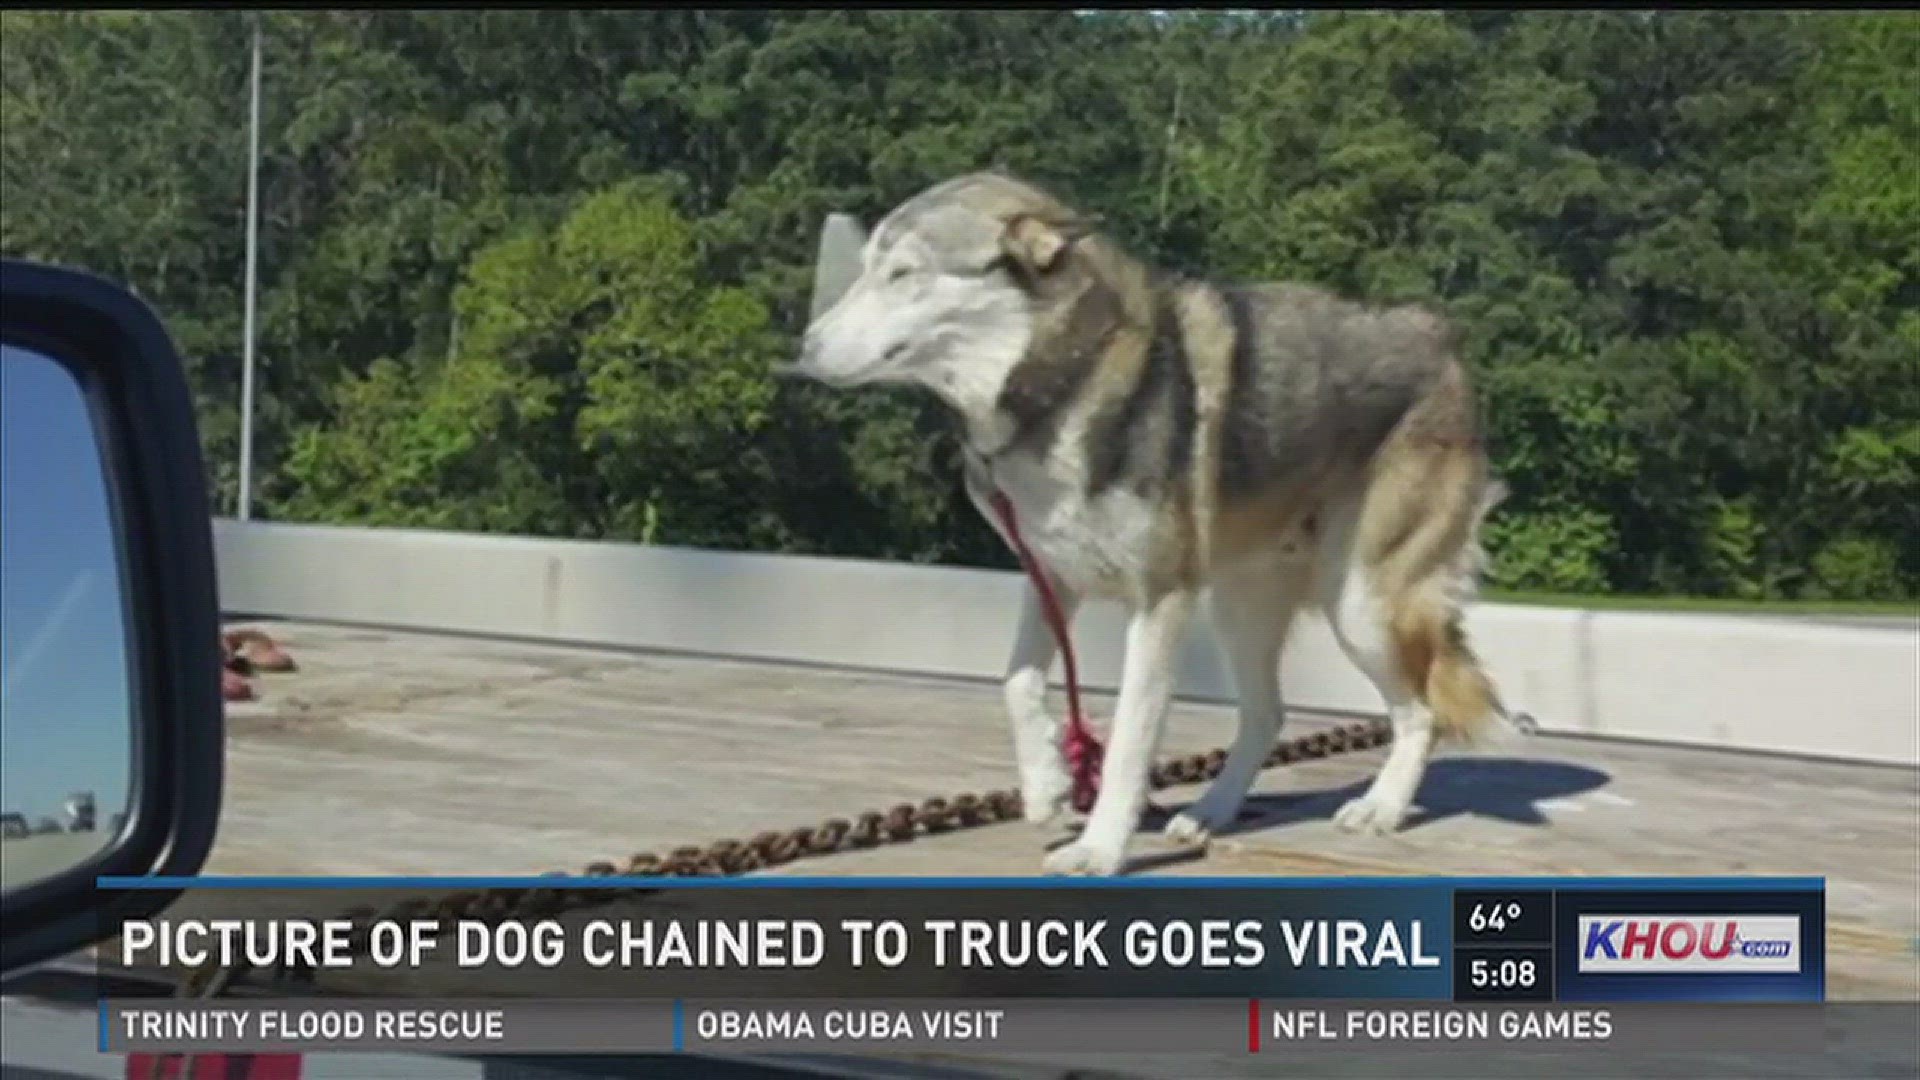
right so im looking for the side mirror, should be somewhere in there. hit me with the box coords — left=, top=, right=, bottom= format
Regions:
left=0, top=259, right=225, bottom=976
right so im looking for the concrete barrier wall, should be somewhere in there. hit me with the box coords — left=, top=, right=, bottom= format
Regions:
left=211, top=519, right=1920, bottom=767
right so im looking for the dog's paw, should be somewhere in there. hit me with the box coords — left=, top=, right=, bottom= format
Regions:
left=1332, top=793, right=1410, bottom=835
left=1019, top=763, right=1074, bottom=825
left=1041, top=838, right=1127, bottom=877
left=1161, top=813, right=1213, bottom=845
left=1163, top=796, right=1240, bottom=845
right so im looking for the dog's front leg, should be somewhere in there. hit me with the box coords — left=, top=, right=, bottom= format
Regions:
left=1005, top=576, right=1079, bottom=824
left=1043, top=587, right=1196, bottom=876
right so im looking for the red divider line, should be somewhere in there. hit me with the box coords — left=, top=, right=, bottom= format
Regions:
left=1247, top=998, right=1261, bottom=1053
left=125, top=1054, right=303, bottom=1080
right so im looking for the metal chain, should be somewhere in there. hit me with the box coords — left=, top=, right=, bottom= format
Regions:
left=174, top=716, right=1392, bottom=997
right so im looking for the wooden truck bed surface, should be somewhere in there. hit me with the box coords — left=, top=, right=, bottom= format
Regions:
left=210, top=622, right=1919, bottom=1001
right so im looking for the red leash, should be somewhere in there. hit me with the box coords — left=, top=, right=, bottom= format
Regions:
left=987, top=490, right=1104, bottom=813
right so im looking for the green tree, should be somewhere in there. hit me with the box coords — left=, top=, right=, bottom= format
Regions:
left=3, top=10, right=1913, bottom=600
left=279, top=182, right=782, bottom=546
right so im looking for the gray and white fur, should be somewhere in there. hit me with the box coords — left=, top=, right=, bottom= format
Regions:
left=792, top=171, right=1510, bottom=876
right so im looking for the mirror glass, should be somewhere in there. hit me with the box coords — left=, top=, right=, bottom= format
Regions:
left=0, top=342, right=135, bottom=891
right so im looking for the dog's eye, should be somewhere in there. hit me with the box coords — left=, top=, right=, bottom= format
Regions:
left=888, top=266, right=912, bottom=283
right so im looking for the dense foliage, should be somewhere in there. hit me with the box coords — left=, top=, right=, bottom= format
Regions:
left=3, top=11, right=1914, bottom=599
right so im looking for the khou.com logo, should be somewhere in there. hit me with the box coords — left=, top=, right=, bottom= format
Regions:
left=1577, top=915, right=1802, bottom=974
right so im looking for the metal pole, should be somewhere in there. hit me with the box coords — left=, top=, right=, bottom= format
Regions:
left=237, top=18, right=262, bottom=520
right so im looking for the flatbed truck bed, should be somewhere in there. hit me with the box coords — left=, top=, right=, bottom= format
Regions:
left=205, top=621, right=1917, bottom=1002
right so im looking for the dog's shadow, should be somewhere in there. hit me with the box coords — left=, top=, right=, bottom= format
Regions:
left=1184, top=756, right=1614, bottom=839
left=1047, top=756, right=1614, bottom=863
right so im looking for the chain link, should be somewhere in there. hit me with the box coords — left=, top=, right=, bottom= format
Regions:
left=176, top=716, right=1391, bottom=995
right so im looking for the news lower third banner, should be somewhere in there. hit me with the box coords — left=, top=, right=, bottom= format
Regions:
left=94, top=875, right=1827, bottom=1055
left=104, top=1000, right=1862, bottom=1057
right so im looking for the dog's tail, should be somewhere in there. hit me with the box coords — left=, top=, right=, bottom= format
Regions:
left=1389, top=593, right=1505, bottom=745
left=1447, top=477, right=1508, bottom=604
left=1388, top=476, right=1510, bottom=746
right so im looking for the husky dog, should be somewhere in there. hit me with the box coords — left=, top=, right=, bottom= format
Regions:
left=789, top=172, right=1509, bottom=876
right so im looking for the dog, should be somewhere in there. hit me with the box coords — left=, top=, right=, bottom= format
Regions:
left=788, top=171, right=1510, bottom=876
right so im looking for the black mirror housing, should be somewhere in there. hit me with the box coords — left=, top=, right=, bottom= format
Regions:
left=0, top=259, right=225, bottom=976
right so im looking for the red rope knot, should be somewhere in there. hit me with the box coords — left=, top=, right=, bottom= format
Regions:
left=1062, top=729, right=1103, bottom=813
left=986, top=489, right=1105, bottom=815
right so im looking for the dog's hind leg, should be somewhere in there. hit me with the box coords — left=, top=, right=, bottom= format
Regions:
left=1322, top=545, right=1433, bottom=836
left=1165, top=550, right=1306, bottom=843
left=1321, top=442, right=1505, bottom=835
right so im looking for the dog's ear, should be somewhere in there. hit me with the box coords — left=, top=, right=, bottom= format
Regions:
left=1000, top=211, right=1100, bottom=275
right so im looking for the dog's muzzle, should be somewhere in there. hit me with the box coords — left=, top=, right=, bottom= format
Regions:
left=778, top=329, right=869, bottom=386
left=775, top=330, right=826, bottom=380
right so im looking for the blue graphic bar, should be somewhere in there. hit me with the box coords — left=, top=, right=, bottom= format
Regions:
left=98, top=875, right=1825, bottom=891
left=94, top=876, right=1824, bottom=1003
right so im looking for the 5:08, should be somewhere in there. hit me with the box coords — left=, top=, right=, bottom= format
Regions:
left=1469, top=956, right=1538, bottom=989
